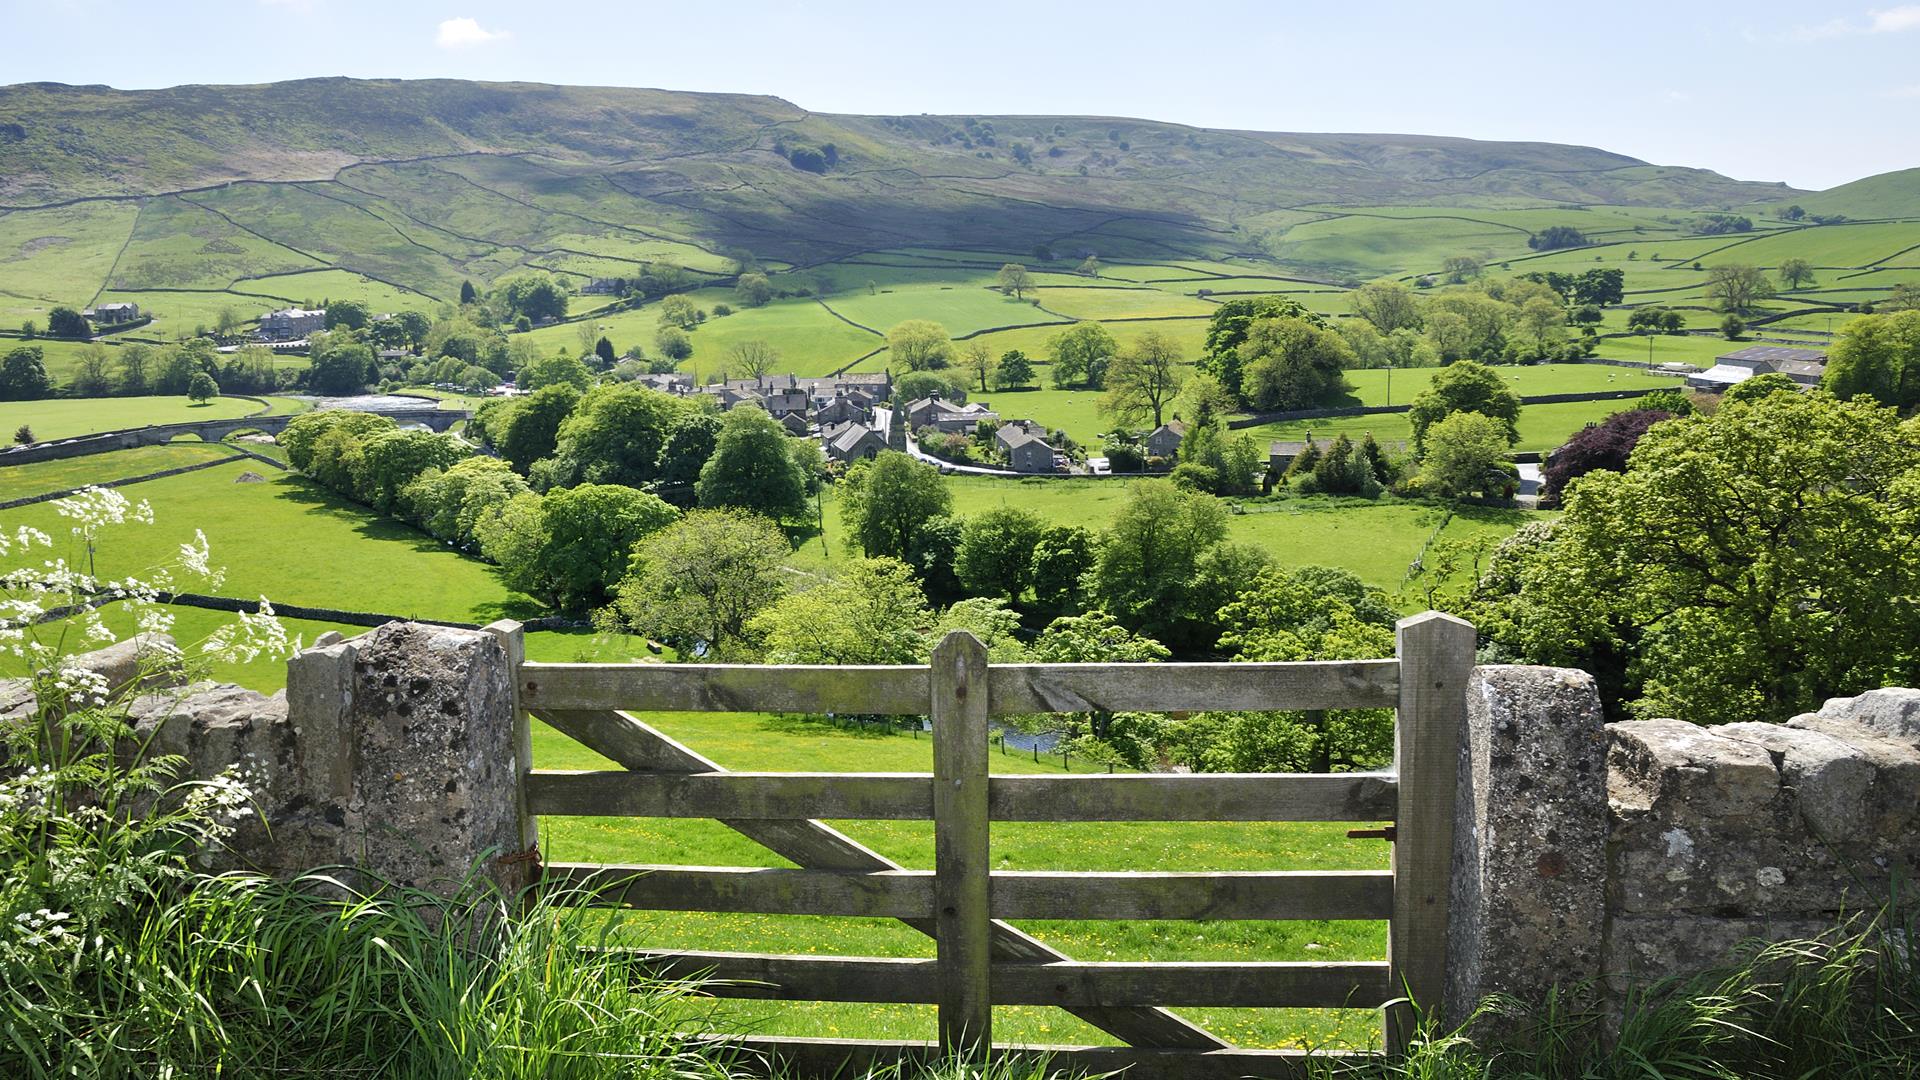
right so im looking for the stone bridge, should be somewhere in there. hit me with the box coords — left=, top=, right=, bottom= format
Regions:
left=0, top=406, right=468, bottom=467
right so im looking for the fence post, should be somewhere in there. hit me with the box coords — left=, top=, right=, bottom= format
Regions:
left=1387, top=611, right=1475, bottom=1054
left=483, top=620, right=539, bottom=881
left=931, top=630, right=992, bottom=1057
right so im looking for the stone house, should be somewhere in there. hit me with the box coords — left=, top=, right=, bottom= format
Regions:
left=1269, top=440, right=1309, bottom=474
left=1144, top=421, right=1186, bottom=460
left=87, top=301, right=141, bottom=324
left=905, top=395, right=999, bottom=434
left=259, top=307, right=326, bottom=341
left=1002, top=427, right=1059, bottom=474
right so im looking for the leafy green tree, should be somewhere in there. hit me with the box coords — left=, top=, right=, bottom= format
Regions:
left=400, top=456, right=528, bottom=548
left=280, top=410, right=396, bottom=473
left=894, top=369, right=967, bottom=404
left=499, top=384, right=581, bottom=474
left=459, top=280, right=478, bottom=305
left=1469, top=392, right=1920, bottom=725
left=1347, top=282, right=1423, bottom=336
left=1527, top=225, right=1589, bottom=251
left=116, top=343, right=151, bottom=394
left=186, top=371, right=219, bottom=404
left=1723, top=372, right=1800, bottom=404
left=1047, top=321, right=1117, bottom=388
left=838, top=451, right=952, bottom=562
left=534, top=484, right=679, bottom=613
left=996, top=263, right=1033, bottom=301
left=886, top=320, right=953, bottom=371
left=520, top=352, right=593, bottom=392
left=657, top=296, right=702, bottom=330
left=1087, top=481, right=1229, bottom=645
left=1030, top=524, right=1095, bottom=612
left=1721, top=314, right=1747, bottom=340
left=994, top=349, right=1034, bottom=389
left=1201, top=295, right=1325, bottom=400
left=1239, top=316, right=1354, bottom=411
left=1440, top=255, right=1482, bottom=284
left=1025, top=611, right=1171, bottom=762
left=656, top=412, right=723, bottom=490
left=696, top=407, right=810, bottom=522
left=323, top=300, right=371, bottom=331
left=539, top=383, right=693, bottom=489
left=734, top=272, right=774, bottom=308
left=602, top=509, right=791, bottom=661
left=494, top=272, right=570, bottom=323
left=1417, top=411, right=1517, bottom=499
left=593, top=337, right=617, bottom=368
left=955, top=507, right=1046, bottom=600
left=1822, top=309, right=1920, bottom=413
left=1572, top=268, right=1626, bottom=306
left=1706, top=264, right=1773, bottom=313
left=0, top=346, right=53, bottom=401
left=906, top=514, right=966, bottom=605
left=13, top=425, right=32, bottom=446
left=352, top=430, right=467, bottom=513
left=753, top=557, right=933, bottom=665
left=957, top=340, right=995, bottom=393
left=1101, top=329, right=1184, bottom=429
left=655, top=326, right=693, bottom=362
left=1078, top=255, right=1101, bottom=278
left=45, top=306, right=90, bottom=340
left=1407, top=360, right=1521, bottom=453
left=1778, top=258, right=1816, bottom=290
left=1638, top=388, right=1695, bottom=416
left=306, top=340, right=376, bottom=395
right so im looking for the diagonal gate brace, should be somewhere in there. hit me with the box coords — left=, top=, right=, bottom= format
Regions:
left=532, top=706, right=1228, bottom=1052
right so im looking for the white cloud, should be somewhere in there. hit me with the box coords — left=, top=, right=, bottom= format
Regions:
left=1869, top=5, right=1920, bottom=32
left=1789, top=5, right=1920, bottom=39
left=436, top=17, right=509, bottom=49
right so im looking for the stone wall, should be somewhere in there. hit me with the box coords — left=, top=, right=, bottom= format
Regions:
left=1447, top=668, right=1920, bottom=1024
left=4, top=621, right=536, bottom=898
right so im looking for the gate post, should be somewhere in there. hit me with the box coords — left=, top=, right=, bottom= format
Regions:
left=482, top=620, right=539, bottom=884
left=931, top=631, right=992, bottom=1057
left=1387, top=612, right=1476, bottom=1053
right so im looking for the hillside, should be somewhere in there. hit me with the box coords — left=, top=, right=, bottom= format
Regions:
left=0, top=79, right=1804, bottom=280
left=1791, top=166, right=1920, bottom=220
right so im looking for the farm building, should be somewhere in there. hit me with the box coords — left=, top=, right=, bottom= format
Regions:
left=1269, top=440, right=1310, bottom=473
left=905, top=395, right=999, bottom=434
left=1145, top=421, right=1186, bottom=460
left=1686, top=345, right=1826, bottom=392
left=1001, top=427, right=1060, bottom=474
left=259, top=307, right=326, bottom=341
left=821, top=407, right=899, bottom=463
left=83, top=301, right=141, bottom=324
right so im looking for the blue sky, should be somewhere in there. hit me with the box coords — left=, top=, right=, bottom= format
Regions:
left=3, top=0, right=1915, bottom=190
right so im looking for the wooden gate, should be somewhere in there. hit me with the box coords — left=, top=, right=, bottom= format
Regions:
left=494, top=611, right=1475, bottom=1079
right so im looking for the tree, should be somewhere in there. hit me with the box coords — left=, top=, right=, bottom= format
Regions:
left=1347, top=282, right=1423, bottom=335
left=352, top=429, right=467, bottom=512
left=696, top=406, right=809, bottom=522
left=1047, top=322, right=1117, bottom=388
left=1706, top=264, right=1774, bottom=314
left=1440, top=255, right=1483, bottom=284
left=186, top=371, right=219, bottom=404
left=996, top=263, right=1033, bottom=301
left=656, top=411, right=723, bottom=490
left=0, top=346, right=52, bottom=401
left=117, top=343, right=152, bottom=394
left=894, top=369, right=967, bottom=405
left=1101, top=329, right=1184, bottom=429
left=1540, top=408, right=1672, bottom=506
left=45, top=306, right=90, bottom=340
left=324, top=300, right=371, bottom=331
left=995, top=349, right=1034, bottom=390
left=520, top=352, right=593, bottom=392
left=657, top=295, right=702, bottom=330
left=1078, top=255, right=1101, bottom=278
left=306, top=340, right=376, bottom=395
left=602, top=509, right=791, bottom=661
left=1418, top=411, right=1516, bottom=499
left=1468, top=392, right=1920, bottom=726
left=655, top=326, right=693, bottom=362
left=734, top=272, right=773, bottom=308
left=1029, top=524, right=1095, bottom=612
left=724, top=340, right=780, bottom=382
left=957, top=340, right=995, bottom=393
left=533, top=484, right=680, bottom=613
left=838, top=451, right=952, bottom=562
left=1723, top=372, right=1800, bottom=404
left=593, top=336, right=617, bottom=368
left=1239, top=316, right=1354, bottom=412
left=753, top=557, right=933, bottom=666
left=1516, top=297, right=1568, bottom=356
left=460, top=280, right=478, bottom=305
left=539, top=383, right=694, bottom=489
left=12, top=425, right=32, bottom=445
left=494, top=272, right=569, bottom=323
left=1822, top=309, right=1920, bottom=413
left=498, top=384, right=581, bottom=473
left=955, top=507, right=1046, bottom=600
left=1086, top=481, right=1230, bottom=646
left=1721, top=314, right=1746, bottom=340
left=70, top=344, right=112, bottom=396
left=1572, top=268, right=1625, bottom=307
left=1778, top=257, right=1816, bottom=290
left=1407, top=360, right=1521, bottom=453
left=886, top=320, right=953, bottom=371
left=1527, top=225, right=1589, bottom=251
left=280, top=410, right=396, bottom=473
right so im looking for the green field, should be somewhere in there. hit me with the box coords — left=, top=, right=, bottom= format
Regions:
left=1, top=395, right=266, bottom=441
left=0, top=442, right=238, bottom=501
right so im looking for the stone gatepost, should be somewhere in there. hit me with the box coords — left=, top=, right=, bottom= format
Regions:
left=284, top=620, right=537, bottom=897
left=1445, top=665, right=1610, bottom=1026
